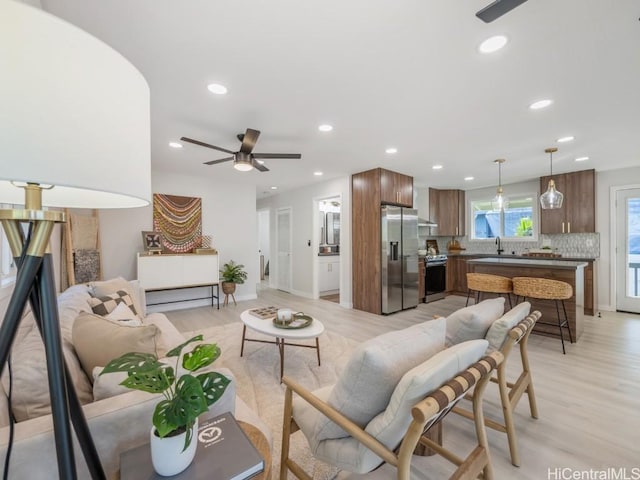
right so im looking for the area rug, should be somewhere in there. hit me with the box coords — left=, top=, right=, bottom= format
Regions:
left=183, top=322, right=359, bottom=479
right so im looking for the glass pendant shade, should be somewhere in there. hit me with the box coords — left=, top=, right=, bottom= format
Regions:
left=540, top=147, right=564, bottom=209
left=491, top=159, right=509, bottom=212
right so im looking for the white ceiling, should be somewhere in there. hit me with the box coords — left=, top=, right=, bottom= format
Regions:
left=40, top=0, right=640, bottom=199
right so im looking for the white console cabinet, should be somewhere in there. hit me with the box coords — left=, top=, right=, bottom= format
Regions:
left=136, top=253, right=219, bottom=308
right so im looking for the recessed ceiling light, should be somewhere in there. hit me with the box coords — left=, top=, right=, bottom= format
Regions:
left=168, top=142, right=183, bottom=149
left=432, top=165, right=443, bottom=170
left=575, top=156, right=589, bottom=162
left=314, top=171, right=323, bottom=176
left=478, top=35, right=508, bottom=54
left=529, top=99, right=553, bottom=110
left=385, top=147, right=398, bottom=154
left=270, top=186, right=278, bottom=190
left=207, top=83, right=228, bottom=95
left=318, top=124, right=333, bottom=132
left=557, top=136, right=575, bottom=143
left=464, top=176, right=474, bottom=181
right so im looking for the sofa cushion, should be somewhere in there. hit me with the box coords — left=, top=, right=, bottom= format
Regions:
left=143, top=313, right=186, bottom=358
left=445, top=297, right=505, bottom=347
left=89, top=277, right=145, bottom=318
left=88, top=290, right=138, bottom=316
left=313, top=318, right=446, bottom=443
left=485, top=301, right=531, bottom=351
left=3, top=308, right=94, bottom=422
left=72, top=312, right=158, bottom=378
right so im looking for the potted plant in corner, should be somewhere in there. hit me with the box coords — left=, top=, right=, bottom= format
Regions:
left=100, top=335, right=230, bottom=476
left=220, top=260, right=248, bottom=306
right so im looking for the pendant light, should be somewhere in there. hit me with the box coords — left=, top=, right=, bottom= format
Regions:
left=491, top=159, right=509, bottom=212
left=539, top=147, right=564, bottom=209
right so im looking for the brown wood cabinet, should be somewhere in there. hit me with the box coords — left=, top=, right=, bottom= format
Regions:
left=352, top=168, right=414, bottom=314
left=380, top=168, right=413, bottom=206
left=540, top=169, right=595, bottom=234
left=429, top=188, right=465, bottom=236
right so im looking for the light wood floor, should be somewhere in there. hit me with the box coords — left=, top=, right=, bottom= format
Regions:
left=165, top=287, right=640, bottom=479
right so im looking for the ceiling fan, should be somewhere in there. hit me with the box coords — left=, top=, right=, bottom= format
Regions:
left=476, top=0, right=528, bottom=23
left=180, top=128, right=302, bottom=172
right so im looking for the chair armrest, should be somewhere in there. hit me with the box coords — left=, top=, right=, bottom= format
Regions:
left=282, top=376, right=398, bottom=466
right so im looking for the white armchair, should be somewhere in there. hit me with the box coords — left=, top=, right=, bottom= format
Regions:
left=280, top=330, right=503, bottom=480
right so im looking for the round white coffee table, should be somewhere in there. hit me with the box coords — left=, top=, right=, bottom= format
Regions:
left=240, top=309, right=325, bottom=380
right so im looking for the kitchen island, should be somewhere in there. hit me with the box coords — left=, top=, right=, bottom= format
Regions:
left=467, top=257, right=587, bottom=341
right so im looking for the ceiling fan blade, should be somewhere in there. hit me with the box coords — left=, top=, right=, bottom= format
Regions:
left=475, top=0, right=528, bottom=23
left=203, top=156, right=234, bottom=165
left=181, top=137, right=235, bottom=155
left=252, top=153, right=302, bottom=159
left=253, top=161, right=270, bottom=172
left=239, top=128, right=261, bottom=154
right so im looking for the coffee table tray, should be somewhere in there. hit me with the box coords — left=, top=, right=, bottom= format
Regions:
left=273, top=314, right=313, bottom=329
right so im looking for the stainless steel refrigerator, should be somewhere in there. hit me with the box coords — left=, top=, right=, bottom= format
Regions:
left=381, top=206, right=419, bottom=314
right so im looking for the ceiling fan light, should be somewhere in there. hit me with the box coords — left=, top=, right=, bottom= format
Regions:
left=233, top=159, right=253, bottom=171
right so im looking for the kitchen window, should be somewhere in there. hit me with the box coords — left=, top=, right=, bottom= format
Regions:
left=470, top=195, right=537, bottom=240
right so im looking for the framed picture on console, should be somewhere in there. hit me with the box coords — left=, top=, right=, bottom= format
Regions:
left=141, top=231, right=163, bottom=253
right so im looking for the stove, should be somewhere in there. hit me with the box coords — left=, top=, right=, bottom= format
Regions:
left=425, top=254, right=448, bottom=265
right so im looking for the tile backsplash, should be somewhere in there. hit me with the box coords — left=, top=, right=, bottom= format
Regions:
left=427, top=233, right=600, bottom=259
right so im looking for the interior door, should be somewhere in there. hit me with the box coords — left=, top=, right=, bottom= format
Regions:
left=615, top=188, right=640, bottom=313
left=276, top=207, right=292, bottom=292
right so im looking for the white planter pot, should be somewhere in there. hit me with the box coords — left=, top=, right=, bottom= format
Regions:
left=150, top=418, right=198, bottom=476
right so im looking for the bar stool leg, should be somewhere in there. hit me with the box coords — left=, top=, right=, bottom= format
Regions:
left=554, top=300, right=566, bottom=354
left=506, top=293, right=513, bottom=309
left=562, top=300, right=574, bottom=343
left=466, top=289, right=472, bottom=307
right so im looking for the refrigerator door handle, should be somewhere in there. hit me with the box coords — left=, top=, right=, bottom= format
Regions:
left=390, top=241, right=399, bottom=261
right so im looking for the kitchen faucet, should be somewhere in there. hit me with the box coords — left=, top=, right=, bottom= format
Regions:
left=496, top=236, right=504, bottom=255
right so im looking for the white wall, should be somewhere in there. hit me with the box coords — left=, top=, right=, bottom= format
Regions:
left=99, top=170, right=258, bottom=309
left=257, top=176, right=352, bottom=307
left=596, top=166, right=640, bottom=311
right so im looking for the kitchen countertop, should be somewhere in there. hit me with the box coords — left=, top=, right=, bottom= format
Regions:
left=318, top=252, right=340, bottom=256
left=466, top=257, right=588, bottom=269
left=446, top=252, right=597, bottom=262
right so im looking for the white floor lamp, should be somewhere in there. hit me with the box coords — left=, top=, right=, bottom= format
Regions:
left=0, top=2, right=151, bottom=478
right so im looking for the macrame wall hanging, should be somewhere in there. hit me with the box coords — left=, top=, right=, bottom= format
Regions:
left=152, top=194, right=202, bottom=253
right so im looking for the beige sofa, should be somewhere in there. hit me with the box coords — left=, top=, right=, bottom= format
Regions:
left=0, top=278, right=269, bottom=479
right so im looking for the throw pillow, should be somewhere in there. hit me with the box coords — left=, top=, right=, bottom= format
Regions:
left=485, top=301, right=531, bottom=351
left=72, top=312, right=158, bottom=379
left=89, top=277, right=145, bottom=318
left=312, top=317, right=446, bottom=443
left=88, top=290, right=138, bottom=316
left=105, top=302, right=142, bottom=326
left=445, top=297, right=505, bottom=347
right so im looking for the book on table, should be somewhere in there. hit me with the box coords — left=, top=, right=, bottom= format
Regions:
left=120, top=412, right=265, bottom=480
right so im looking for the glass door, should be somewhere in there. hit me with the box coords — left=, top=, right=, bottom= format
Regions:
left=615, top=188, right=640, bottom=313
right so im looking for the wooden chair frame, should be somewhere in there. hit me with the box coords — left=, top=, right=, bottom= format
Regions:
left=452, top=311, right=540, bottom=467
left=280, top=351, right=504, bottom=480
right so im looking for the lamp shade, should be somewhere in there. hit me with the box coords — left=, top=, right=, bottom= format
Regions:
left=0, top=1, right=151, bottom=209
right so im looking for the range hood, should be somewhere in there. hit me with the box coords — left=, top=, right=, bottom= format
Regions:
left=418, top=218, right=438, bottom=227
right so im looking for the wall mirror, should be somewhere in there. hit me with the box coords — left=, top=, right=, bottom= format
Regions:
left=326, top=212, right=340, bottom=245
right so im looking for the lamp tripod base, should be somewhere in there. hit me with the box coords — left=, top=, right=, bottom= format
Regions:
left=0, top=199, right=105, bottom=479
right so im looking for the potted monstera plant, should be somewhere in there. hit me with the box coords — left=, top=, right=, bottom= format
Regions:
left=101, top=335, right=229, bottom=476
left=220, top=260, right=248, bottom=297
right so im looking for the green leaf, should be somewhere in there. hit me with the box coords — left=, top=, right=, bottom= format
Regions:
left=166, top=335, right=204, bottom=358
left=197, top=372, right=230, bottom=406
left=100, top=352, right=160, bottom=375
left=120, top=366, right=175, bottom=394
left=153, top=375, right=207, bottom=443
left=182, top=344, right=220, bottom=372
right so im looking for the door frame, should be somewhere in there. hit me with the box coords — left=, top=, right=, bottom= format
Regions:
left=611, top=184, right=640, bottom=312
left=275, top=207, right=293, bottom=292
left=312, top=194, right=342, bottom=300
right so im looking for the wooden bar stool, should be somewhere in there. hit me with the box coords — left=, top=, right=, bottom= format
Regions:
left=512, top=277, right=574, bottom=354
left=466, top=273, right=513, bottom=308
